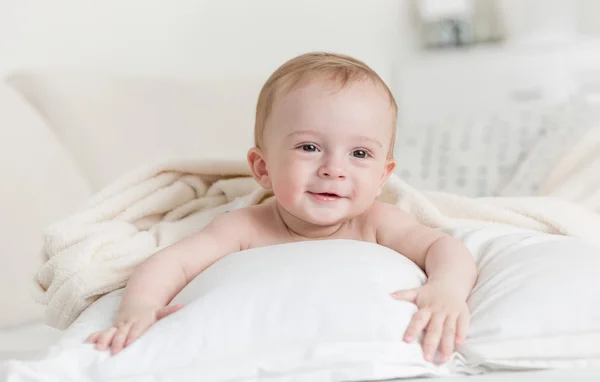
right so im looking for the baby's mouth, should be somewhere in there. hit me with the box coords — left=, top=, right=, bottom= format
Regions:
left=308, top=191, right=343, bottom=201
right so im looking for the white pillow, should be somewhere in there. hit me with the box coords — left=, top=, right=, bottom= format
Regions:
left=2, top=233, right=599, bottom=381
left=7, top=72, right=264, bottom=191
left=0, top=81, right=91, bottom=328
left=1, top=240, right=441, bottom=381
left=452, top=225, right=600, bottom=371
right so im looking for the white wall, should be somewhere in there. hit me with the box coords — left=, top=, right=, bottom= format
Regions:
left=577, top=0, right=600, bottom=36
left=3, top=1, right=600, bottom=80
left=0, top=0, right=415, bottom=84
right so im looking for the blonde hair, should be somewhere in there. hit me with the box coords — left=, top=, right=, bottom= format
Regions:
left=254, top=52, right=398, bottom=158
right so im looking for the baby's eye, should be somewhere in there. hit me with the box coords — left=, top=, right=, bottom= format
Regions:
left=352, top=149, right=369, bottom=159
left=300, top=144, right=318, bottom=152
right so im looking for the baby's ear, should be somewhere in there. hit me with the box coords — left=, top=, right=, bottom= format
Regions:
left=247, top=147, right=272, bottom=189
left=378, top=158, right=396, bottom=193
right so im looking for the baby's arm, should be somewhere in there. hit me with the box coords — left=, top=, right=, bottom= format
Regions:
left=86, top=209, right=251, bottom=355
left=373, top=202, right=477, bottom=362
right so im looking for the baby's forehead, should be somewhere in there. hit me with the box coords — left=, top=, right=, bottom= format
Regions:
left=268, top=87, right=393, bottom=140
left=276, top=77, right=388, bottom=102
left=271, top=81, right=393, bottom=125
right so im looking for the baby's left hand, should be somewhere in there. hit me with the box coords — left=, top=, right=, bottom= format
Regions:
left=391, top=282, right=470, bottom=363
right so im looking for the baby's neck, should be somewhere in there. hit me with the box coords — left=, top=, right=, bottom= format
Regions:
left=273, top=202, right=346, bottom=240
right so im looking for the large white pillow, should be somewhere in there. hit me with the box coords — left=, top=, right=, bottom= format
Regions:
left=6, top=72, right=264, bottom=191
left=1, top=240, right=443, bottom=381
left=0, top=81, right=91, bottom=328
left=2, top=233, right=599, bottom=381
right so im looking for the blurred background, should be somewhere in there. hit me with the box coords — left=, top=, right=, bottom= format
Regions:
left=1, top=0, right=600, bottom=360
left=2, top=0, right=600, bottom=197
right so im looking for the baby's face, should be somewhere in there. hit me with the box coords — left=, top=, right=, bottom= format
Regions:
left=262, top=80, right=396, bottom=226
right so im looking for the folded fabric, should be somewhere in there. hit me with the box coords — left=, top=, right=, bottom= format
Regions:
left=539, top=125, right=600, bottom=212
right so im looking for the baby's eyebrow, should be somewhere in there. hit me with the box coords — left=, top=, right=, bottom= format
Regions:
left=286, top=130, right=320, bottom=139
left=357, top=136, right=383, bottom=148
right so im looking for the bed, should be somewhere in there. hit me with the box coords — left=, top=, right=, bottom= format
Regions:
left=1, top=70, right=599, bottom=381
left=2, top=226, right=600, bottom=381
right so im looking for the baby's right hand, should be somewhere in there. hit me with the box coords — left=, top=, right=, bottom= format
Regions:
left=86, top=303, right=184, bottom=355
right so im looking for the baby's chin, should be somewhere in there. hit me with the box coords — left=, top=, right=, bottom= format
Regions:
left=278, top=198, right=366, bottom=228
left=305, top=217, right=348, bottom=228
left=297, top=209, right=355, bottom=227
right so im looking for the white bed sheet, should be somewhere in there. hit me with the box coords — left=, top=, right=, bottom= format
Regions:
left=1, top=323, right=599, bottom=381
left=400, top=367, right=600, bottom=381
left=0, top=322, right=62, bottom=362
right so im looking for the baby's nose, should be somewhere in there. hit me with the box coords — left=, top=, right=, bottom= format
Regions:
left=318, top=162, right=346, bottom=179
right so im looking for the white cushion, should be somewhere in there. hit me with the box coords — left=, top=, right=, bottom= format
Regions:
left=0, top=81, right=91, bottom=327
left=394, top=105, right=549, bottom=197
left=2, top=240, right=443, bottom=381
left=7, top=73, right=265, bottom=191
left=394, top=98, right=600, bottom=198
left=499, top=98, right=600, bottom=196
left=2, top=233, right=599, bottom=380
left=453, top=225, right=600, bottom=370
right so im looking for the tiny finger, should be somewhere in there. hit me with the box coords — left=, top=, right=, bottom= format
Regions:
left=111, top=324, right=133, bottom=355
left=390, top=289, right=418, bottom=303
left=95, top=327, right=117, bottom=351
left=125, top=322, right=147, bottom=347
left=440, top=315, right=458, bottom=362
left=157, top=304, right=184, bottom=320
left=86, top=331, right=101, bottom=344
left=456, top=312, right=471, bottom=345
left=404, top=309, right=431, bottom=343
left=422, top=313, right=445, bottom=362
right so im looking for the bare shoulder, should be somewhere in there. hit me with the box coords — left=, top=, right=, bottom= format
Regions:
left=367, top=201, right=444, bottom=259
left=205, top=204, right=258, bottom=246
left=165, top=204, right=268, bottom=282
left=210, top=203, right=264, bottom=226
left=366, top=200, right=415, bottom=231
left=208, top=201, right=280, bottom=250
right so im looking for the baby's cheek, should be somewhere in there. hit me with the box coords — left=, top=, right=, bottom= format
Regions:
left=356, top=176, right=383, bottom=201
left=272, top=177, right=301, bottom=204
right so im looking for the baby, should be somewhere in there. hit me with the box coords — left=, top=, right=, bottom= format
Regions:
left=87, top=52, right=478, bottom=363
